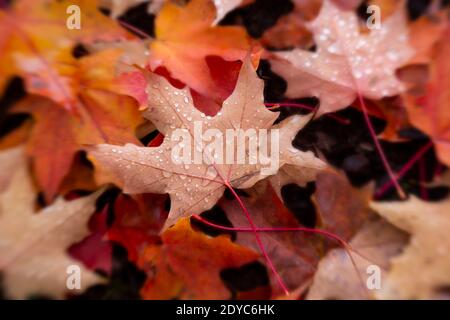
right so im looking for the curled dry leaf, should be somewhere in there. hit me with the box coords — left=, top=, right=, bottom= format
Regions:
left=0, top=147, right=105, bottom=299
left=269, top=0, right=413, bottom=117
left=89, top=58, right=325, bottom=229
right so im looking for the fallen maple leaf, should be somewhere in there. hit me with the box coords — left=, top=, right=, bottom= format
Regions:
left=108, top=193, right=168, bottom=263
left=149, top=0, right=255, bottom=101
left=371, top=196, right=450, bottom=299
left=221, top=169, right=372, bottom=297
left=11, top=48, right=145, bottom=202
left=0, top=0, right=131, bottom=107
left=139, top=218, right=259, bottom=299
left=312, top=169, right=373, bottom=239
left=269, top=0, right=413, bottom=116
left=89, top=58, right=325, bottom=229
left=89, top=39, right=245, bottom=115
left=118, top=54, right=244, bottom=115
left=0, top=147, right=105, bottom=299
left=307, top=217, right=408, bottom=299
left=408, top=13, right=448, bottom=65
left=221, top=182, right=319, bottom=297
left=403, top=25, right=450, bottom=167
left=14, top=91, right=143, bottom=202
left=13, top=97, right=79, bottom=202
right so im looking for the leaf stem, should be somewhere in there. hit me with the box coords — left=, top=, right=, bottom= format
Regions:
left=375, top=141, right=433, bottom=198
left=118, top=20, right=153, bottom=39
left=192, top=214, right=374, bottom=297
left=357, top=93, right=406, bottom=199
left=419, top=155, right=429, bottom=200
left=222, top=182, right=290, bottom=296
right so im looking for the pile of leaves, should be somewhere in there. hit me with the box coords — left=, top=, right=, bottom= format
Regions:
left=0, top=0, right=449, bottom=300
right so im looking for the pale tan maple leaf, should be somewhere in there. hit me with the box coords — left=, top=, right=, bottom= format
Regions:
left=269, top=0, right=413, bottom=117
left=88, top=58, right=326, bottom=229
left=371, top=197, right=450, bottom=299
left=307, top=217, right=408, bottom=300
left=0, top=147, right=105, bottom=299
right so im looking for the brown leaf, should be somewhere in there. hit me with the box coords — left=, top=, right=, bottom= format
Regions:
left=221, top=182, right=319, bottom=297
left=313, top=169, right=373, bottom=240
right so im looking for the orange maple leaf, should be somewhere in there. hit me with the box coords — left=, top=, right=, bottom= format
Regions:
left=139, top=218, right=259, bottom=299
left=0, top=0, right=131, bottom=109
left=404, top=25, right=450, bottom=167
left=149, top=0, right=257, bottom=101
left=11, top=49, right=145, bottom=202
